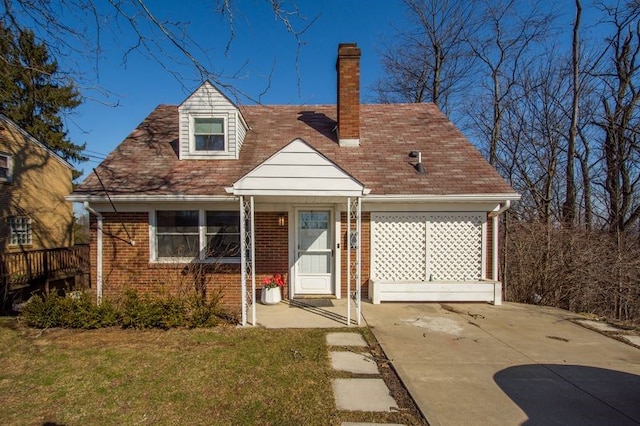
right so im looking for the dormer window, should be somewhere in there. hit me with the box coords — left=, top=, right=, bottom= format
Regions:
left=178, top=82, right=248, bottom=160
left=194, top=117, right=225, bottom=152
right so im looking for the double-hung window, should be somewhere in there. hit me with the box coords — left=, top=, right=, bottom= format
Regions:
left=156, top=211, right=200, bottom=258
left=0, top=153, right=12, bottom=182
left=8, top=216, right=32, bottom=246
left=205, top=211, right=240, bottom=258
left=193, top=117, right=225, bottom=152
left=154, top=210, right=240, bottom=262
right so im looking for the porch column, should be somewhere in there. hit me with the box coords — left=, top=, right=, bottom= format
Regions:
left=346, top=197, right=362, bottom=326
left=240, top=196, right=256, bottom=326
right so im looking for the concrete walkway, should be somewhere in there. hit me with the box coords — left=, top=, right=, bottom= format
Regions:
left=362, top=302, right=640, bottom=426
left=255, top=298, right=362, bottom=328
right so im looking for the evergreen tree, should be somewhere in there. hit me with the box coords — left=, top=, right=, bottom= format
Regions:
left=0, top=21, right=86, bottom=167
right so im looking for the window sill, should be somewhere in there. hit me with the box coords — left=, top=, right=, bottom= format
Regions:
left=150, top=257, right=241, bottom=265
left=184, top=152, right=233, bottom=160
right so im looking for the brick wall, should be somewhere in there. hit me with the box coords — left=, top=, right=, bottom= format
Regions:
left=339, top=211, right=370, bottom=299
left=90, top=211, right=291, bottom=311
left=254, top=212, right=289, bottom=298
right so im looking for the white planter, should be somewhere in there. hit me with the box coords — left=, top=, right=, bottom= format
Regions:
left=261, top=287, right=282, bottom=305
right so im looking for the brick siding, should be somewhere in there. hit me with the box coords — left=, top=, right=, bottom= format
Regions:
left=90, top=210, right=374, bottom=310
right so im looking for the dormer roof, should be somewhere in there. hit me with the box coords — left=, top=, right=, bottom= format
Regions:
left=177, top=81, right=248, bottom=160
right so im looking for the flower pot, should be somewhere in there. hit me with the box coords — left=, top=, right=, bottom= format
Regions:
left=261, top=287, right=282, bottom=305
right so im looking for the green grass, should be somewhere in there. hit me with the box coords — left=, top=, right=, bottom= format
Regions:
left=0, top=318, right=425, bottom=425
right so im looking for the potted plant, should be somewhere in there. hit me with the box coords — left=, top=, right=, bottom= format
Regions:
left=261, top=273, right=285, bottom=305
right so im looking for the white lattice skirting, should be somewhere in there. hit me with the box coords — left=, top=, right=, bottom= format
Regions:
left=368, top=279, right=502, bottom=305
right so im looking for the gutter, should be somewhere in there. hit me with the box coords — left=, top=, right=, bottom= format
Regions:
left=67, top=194, right=238, bottom=203
left=83, top=201, right=104, bottom=305
left=363, top=194, right=521, bottom=203
left=489, top=200, right=512, bottom=218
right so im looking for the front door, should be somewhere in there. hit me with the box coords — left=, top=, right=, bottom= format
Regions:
left=294, top=210, right=333, bottom=295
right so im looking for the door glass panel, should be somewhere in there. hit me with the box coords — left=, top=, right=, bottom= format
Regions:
left=299, top=212, right=329, bottom=250
left=299, top=252, right=331, bottom=274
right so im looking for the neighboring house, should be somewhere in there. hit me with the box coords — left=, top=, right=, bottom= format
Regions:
left=0, top=114, right=74, bottom=252
left=69, top=43, right=519, bottom=325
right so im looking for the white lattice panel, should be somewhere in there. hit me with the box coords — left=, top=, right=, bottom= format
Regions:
left=427, top=214, right=483, bottom=281
left=372, top=213, right=427, bottom=281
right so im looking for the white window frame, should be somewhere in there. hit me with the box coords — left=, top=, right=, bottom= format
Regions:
left=189, top=114, right=228, bottom=155
left=150, top=209, right=241, bottom=264
left=0, top=153, right=13, bottom=182
left=8, top=216, right=32, bottom=246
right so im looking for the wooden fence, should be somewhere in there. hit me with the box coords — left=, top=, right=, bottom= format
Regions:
left=1, top=245, right=90, bottom=307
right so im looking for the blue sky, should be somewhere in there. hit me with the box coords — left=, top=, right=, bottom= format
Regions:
left=65, top=1, right=410, bottom=176
left=58, top=0, right=603, bottom=183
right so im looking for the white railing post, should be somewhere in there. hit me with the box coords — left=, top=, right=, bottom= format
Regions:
left=240, top=196, right=255, bottom=326
left=346, top=197, right=351, bottom=325
left=240, top=196, right=247, bottom=326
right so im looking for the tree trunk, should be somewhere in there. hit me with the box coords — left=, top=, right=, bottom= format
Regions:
left=563, top=0, right=581, bottom=227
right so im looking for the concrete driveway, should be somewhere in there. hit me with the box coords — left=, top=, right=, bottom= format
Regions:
left=362, top=302, right=640, bottom=426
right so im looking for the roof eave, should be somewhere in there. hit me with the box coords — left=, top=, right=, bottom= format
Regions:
left=0, top=114, right=76, bottom=171
left=362, top=193, right=521, bottom=203
left=66, top=194, right=238, bottom=203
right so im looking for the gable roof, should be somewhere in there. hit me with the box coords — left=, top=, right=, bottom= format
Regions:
left=70, top=103, right=518, bottom=201
left=231, top=138, right=365, bottom=196
left=0, top=114, right=75, bottom=171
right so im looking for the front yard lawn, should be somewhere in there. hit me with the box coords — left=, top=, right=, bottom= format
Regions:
left=0, top=318, right=425, bottom=425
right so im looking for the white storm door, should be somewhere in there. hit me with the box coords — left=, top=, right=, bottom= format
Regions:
left=295, top=210, right=333, bottom=294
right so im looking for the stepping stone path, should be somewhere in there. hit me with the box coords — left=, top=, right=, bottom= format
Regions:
left=326, top=332, right=404, bottom=426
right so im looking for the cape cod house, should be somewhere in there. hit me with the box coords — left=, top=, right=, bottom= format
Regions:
left=69, top=43, right=519, bottom=325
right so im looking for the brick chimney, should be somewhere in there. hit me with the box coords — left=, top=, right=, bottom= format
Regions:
left=336, top=43, right=361, bottom=147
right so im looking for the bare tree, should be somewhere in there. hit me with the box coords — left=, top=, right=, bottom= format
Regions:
left=0, top=0, right=317, bottom=103
left=499, top=58, right=568, bottom=225
left=563, top=0, right=582, bottom=227
left=596, top=1, right=640, bottom=233
left=467, top=0, right=555, bottom=166
left=373, top=0, right=478, bottom=116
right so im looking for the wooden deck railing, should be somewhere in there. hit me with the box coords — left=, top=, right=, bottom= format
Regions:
left=0, top=245, right=90, bottom=287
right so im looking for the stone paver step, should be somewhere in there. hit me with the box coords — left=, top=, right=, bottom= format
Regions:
left=341, top=423, right=406, bottom=426
left=333, top=378, right=398, bottom=412
left=330, top=351, right=380, bottom=374
left=327, top=332, right=368, bottom=347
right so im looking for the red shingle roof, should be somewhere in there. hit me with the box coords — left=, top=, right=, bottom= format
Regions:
left=73, top=103, right=517, bottom=198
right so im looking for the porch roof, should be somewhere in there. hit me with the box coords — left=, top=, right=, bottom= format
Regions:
left=228, top=138, right=367, bottom=196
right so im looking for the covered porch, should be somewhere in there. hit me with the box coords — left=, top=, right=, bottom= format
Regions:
left=230, top=138, right=368, bottom=327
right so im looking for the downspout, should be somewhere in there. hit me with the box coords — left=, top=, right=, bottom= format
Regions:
left=83, top=201, right=103, bottom=305
left=489, top=200, right=511, bottom=281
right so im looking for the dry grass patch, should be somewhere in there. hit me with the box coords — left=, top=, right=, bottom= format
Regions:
left=0, top=320, right=335, bottom=425
left=0, top=318, right=427, bottom=425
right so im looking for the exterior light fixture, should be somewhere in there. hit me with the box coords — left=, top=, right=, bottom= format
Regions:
left=278, top=215, right=286, bottom=227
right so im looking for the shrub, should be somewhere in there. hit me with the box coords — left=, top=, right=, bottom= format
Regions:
left=21, top=292, right=64, bottom=329
left=20, top=289, right=233, bottom=329
left=21, top=291, right=121, bottom=329
left=505, top=222, right=640, bottom=325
